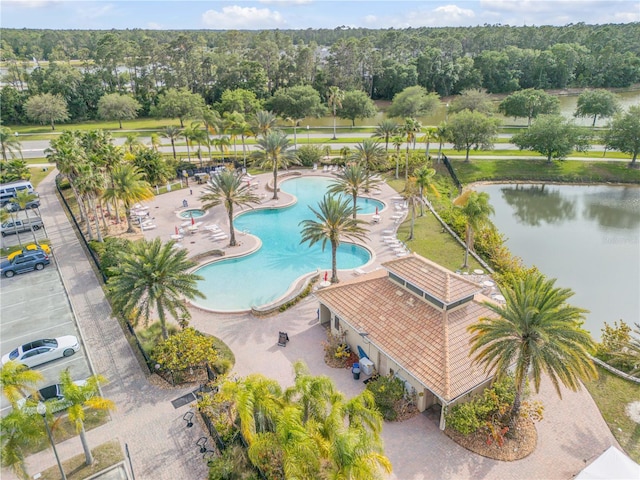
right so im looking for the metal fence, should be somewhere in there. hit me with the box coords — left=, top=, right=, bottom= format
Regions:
left=441, top=154, right=462, bottom=192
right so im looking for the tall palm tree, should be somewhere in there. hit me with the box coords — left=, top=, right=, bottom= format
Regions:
left=468, top=273, right=597, bottom=432
left=0, top=361, right=43, bottom=408
left=329, top=163, right=380, bottom=219
left=214, top=135, right=231, bottom=162
left=13, top=190, right=42, bottom=244
left=161, top=126, right=181, bottom=160
left=236, top=119, right=254, bottom=169
left=0, top=127, right=23, bottom=162
left=186, top=122, right=208, bottom=167
left=402, top=179, right=423, bottom=241
left=285, top=116, right=304, bottom=150
left=401, top=118, right=421, bottom=183
left=59, top=369, right=116, bottom=465
left=350, top=138, right=385, bottom=192
left=421, top=126, right=438, bottom=159
left=327, top=86, right=344, bottom=140
left=75, top=164, right=105, bottom=242
left=284, top=361, right=337, bottom=424
left=251, top=110, right=278, bottom=139
left=391, top=135, right=404, bottom=179
left=435, top=122, right=448, bottom=163
left=252, top=130, right=298, bottom=201
left=108, top=238, right=205, bottom=339
left=374, top=119, right=398, bottom=152
left=200, top=169, right=260, bottom=247
left=149, top=133, right=161, bottom=152
left=182, top=124, right=193, bottom=162
left=453, top=190, right=495, bottom=269
left=413, top=166, right=439, bottom=216
left=300, top=194, right=369, bottom=284
left=103, top=164, right=154, bottom=233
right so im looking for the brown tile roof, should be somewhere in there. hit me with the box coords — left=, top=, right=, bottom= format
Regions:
left=382, top=254, right=480, bottom=305
left=315, top=255, right=496, bottom=402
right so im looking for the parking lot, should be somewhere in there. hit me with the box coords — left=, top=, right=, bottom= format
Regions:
left=0, top=255, right=92, bottom=414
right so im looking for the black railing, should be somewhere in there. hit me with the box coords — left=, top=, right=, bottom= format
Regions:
left=441, top=154, right=462, bottom=192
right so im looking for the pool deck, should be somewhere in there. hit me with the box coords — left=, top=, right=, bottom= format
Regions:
left=141, top=169, right=407, bottom=272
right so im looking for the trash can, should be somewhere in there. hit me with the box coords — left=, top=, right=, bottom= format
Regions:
left=352, top=363, right=361, bottom=380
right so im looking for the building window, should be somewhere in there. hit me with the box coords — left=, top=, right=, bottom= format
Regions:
left=334, top=315, right=340, bottom=330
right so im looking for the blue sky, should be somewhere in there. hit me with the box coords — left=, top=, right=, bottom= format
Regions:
left=1, top=1, right=639, bottom=30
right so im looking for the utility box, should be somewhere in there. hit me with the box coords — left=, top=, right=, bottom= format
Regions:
left=360, top=358, right=374, bottom=376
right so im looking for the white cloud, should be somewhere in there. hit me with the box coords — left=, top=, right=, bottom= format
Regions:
left=434, top=4, right=475, bottom=21
left=202, top=5, right=286, bottom=29
left=3, top=0, right=61, bottom=8
left=259, top=0, right=312, bottom=4
left=362, top=4, right=476, bottom=28
left=364, top=15, right=378, bottom=24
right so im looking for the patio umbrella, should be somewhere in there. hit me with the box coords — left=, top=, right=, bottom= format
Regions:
left=324, top=271, right=328, bottom=282
left=191, top=215, right=195, bottom=226
left=175, top=226, right=179, bottom=235
left=375, top=206, right=379, bottom=215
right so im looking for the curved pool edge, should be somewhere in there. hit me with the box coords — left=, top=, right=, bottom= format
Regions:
left=189, top=240, right=376, bottom=315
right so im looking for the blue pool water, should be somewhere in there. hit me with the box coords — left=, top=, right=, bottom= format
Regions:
left=193, top=176, right=382, bottom=311
left=179, top=209, right=206, bottom=219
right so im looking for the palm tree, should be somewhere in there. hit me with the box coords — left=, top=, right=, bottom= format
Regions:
left=123, top=133, right=140, bottom=153
left=252, top=110, right=278, bottom=139
left=236, top=119, right=254, bottom=169
left=200, top=169, right=260, bottom=247
left=420, top=126, right=438, bottom=159
left=374, top=119, right=398, bottom=152
left=391, top=135, right=404, bottom=179
left=454, top=190, right=495, bottom=269
left=103, top=164, right=154, bottom=233
left=401, top=118, right=421, bottom=183
left=468, top=273, right=597, bottom=432
left=413, top=166, right=439, bottom=216
left=329, top=163, right=380, bottom=219
left=402, top=179, right=423, bottom=241
left=350, top=139, right=385, bottom=192
left=252, top=130, right=298, bottom=201
left=186, top=122, right=208, bottom=167
left=75, top=164, right=105, bottom=242
left=1, top=408, right=45, bottom=480
left=149, top=133, right=161, bottom=152
left=0, top=361, right=43, bottom=408
left=610, top=323, right=640, bottom=376
left=435, top=122, right=448, bottom=164
left=0, top=127, right=22, bottom=162
left=284, top=361, right=337, bottom=424
left=214, top=135, right=231, bottom=162
left=161, top=126, right=181, bottom=160
left=327, top=86, right=344, bottom=140
left=285, top=116, right=304, bottom=150
left=326, top=427, right=392, bottom=480
left=58, top=369, right=116, bottom=465
left=108, top=238, right=205, bottom=339
left=182, top=124, right=194, bottom=162
left=13, top=190, right=42, bottom=244
left=300, top=194, right=369, bottom=284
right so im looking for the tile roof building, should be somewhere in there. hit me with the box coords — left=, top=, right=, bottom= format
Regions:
left=314, top=253, right=499, bottom=429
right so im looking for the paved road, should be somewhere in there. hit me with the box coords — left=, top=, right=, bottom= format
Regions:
left=16, top=133, right=618, bottom=160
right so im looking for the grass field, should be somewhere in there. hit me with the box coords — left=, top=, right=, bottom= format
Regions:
left=38, top=439, right=124, bottom=480
left=584, top=367, right=640, bottom=463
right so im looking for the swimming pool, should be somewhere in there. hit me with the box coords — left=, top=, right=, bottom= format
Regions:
left=192, top=176, right=383, bottom=311
left=179, top=209, right=206, bottom=219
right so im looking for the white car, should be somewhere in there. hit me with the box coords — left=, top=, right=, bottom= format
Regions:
left=1, top=336, right=80, bottom=368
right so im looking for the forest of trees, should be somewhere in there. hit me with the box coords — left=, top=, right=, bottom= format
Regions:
left=1, top=23, right=639, bottom=125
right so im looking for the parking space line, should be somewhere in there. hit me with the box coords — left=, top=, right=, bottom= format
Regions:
left=3, top=320, right=75, bottom=342
left=0, top=286, right=64, bottom=304
left=36, top=355, right=86, bottom=373
left=0, top=306, right=71, bottom=327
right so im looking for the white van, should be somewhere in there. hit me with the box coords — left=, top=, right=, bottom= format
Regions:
left=0, top=180, right=36, bottom=206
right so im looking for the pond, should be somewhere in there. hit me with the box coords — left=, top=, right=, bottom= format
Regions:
left=475, top=183, right=640, bottom=340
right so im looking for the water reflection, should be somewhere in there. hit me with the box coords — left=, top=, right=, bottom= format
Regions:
left=501, top=184, right=576, bottom=226
left=582, top=187, right=640, bottom=230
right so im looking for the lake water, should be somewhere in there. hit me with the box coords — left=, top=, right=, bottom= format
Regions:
left=475, top=183, right=640, bottom=340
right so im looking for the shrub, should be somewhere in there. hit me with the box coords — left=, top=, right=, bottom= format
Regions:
left=365, top=374, right=406, bottom=421
left=208, top=445, right=260, bottom=480
left=90, top=236, right=131, bottom=279
left=151, top=327, right=218, bottom=372
left=296, top=145, right=323, bottom=167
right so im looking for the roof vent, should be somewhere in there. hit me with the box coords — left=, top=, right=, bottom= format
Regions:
left=395, top=290, right=404, bottom=297
left=407, top=297, right=415, bottom=307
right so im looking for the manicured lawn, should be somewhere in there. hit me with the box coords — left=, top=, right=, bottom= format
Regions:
left=452, top=158, right=640, bottom=184
left=29, top=166, right=53, bottom=188
left=584, top=367, right=640, bottom=463
left=38, top=439, right=124, bottom=480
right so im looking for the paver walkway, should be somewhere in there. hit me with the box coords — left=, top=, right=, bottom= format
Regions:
left=4, top=168, right=620, bottom=480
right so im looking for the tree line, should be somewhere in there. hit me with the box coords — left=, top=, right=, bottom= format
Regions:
left=2, top=23, right=639, bottom=124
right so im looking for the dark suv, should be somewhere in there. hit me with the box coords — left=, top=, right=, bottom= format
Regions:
left=0, top=250, right=50, bottom=277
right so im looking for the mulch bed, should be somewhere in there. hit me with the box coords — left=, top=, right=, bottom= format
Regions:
left=444, top=418, right=537, bottom=461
